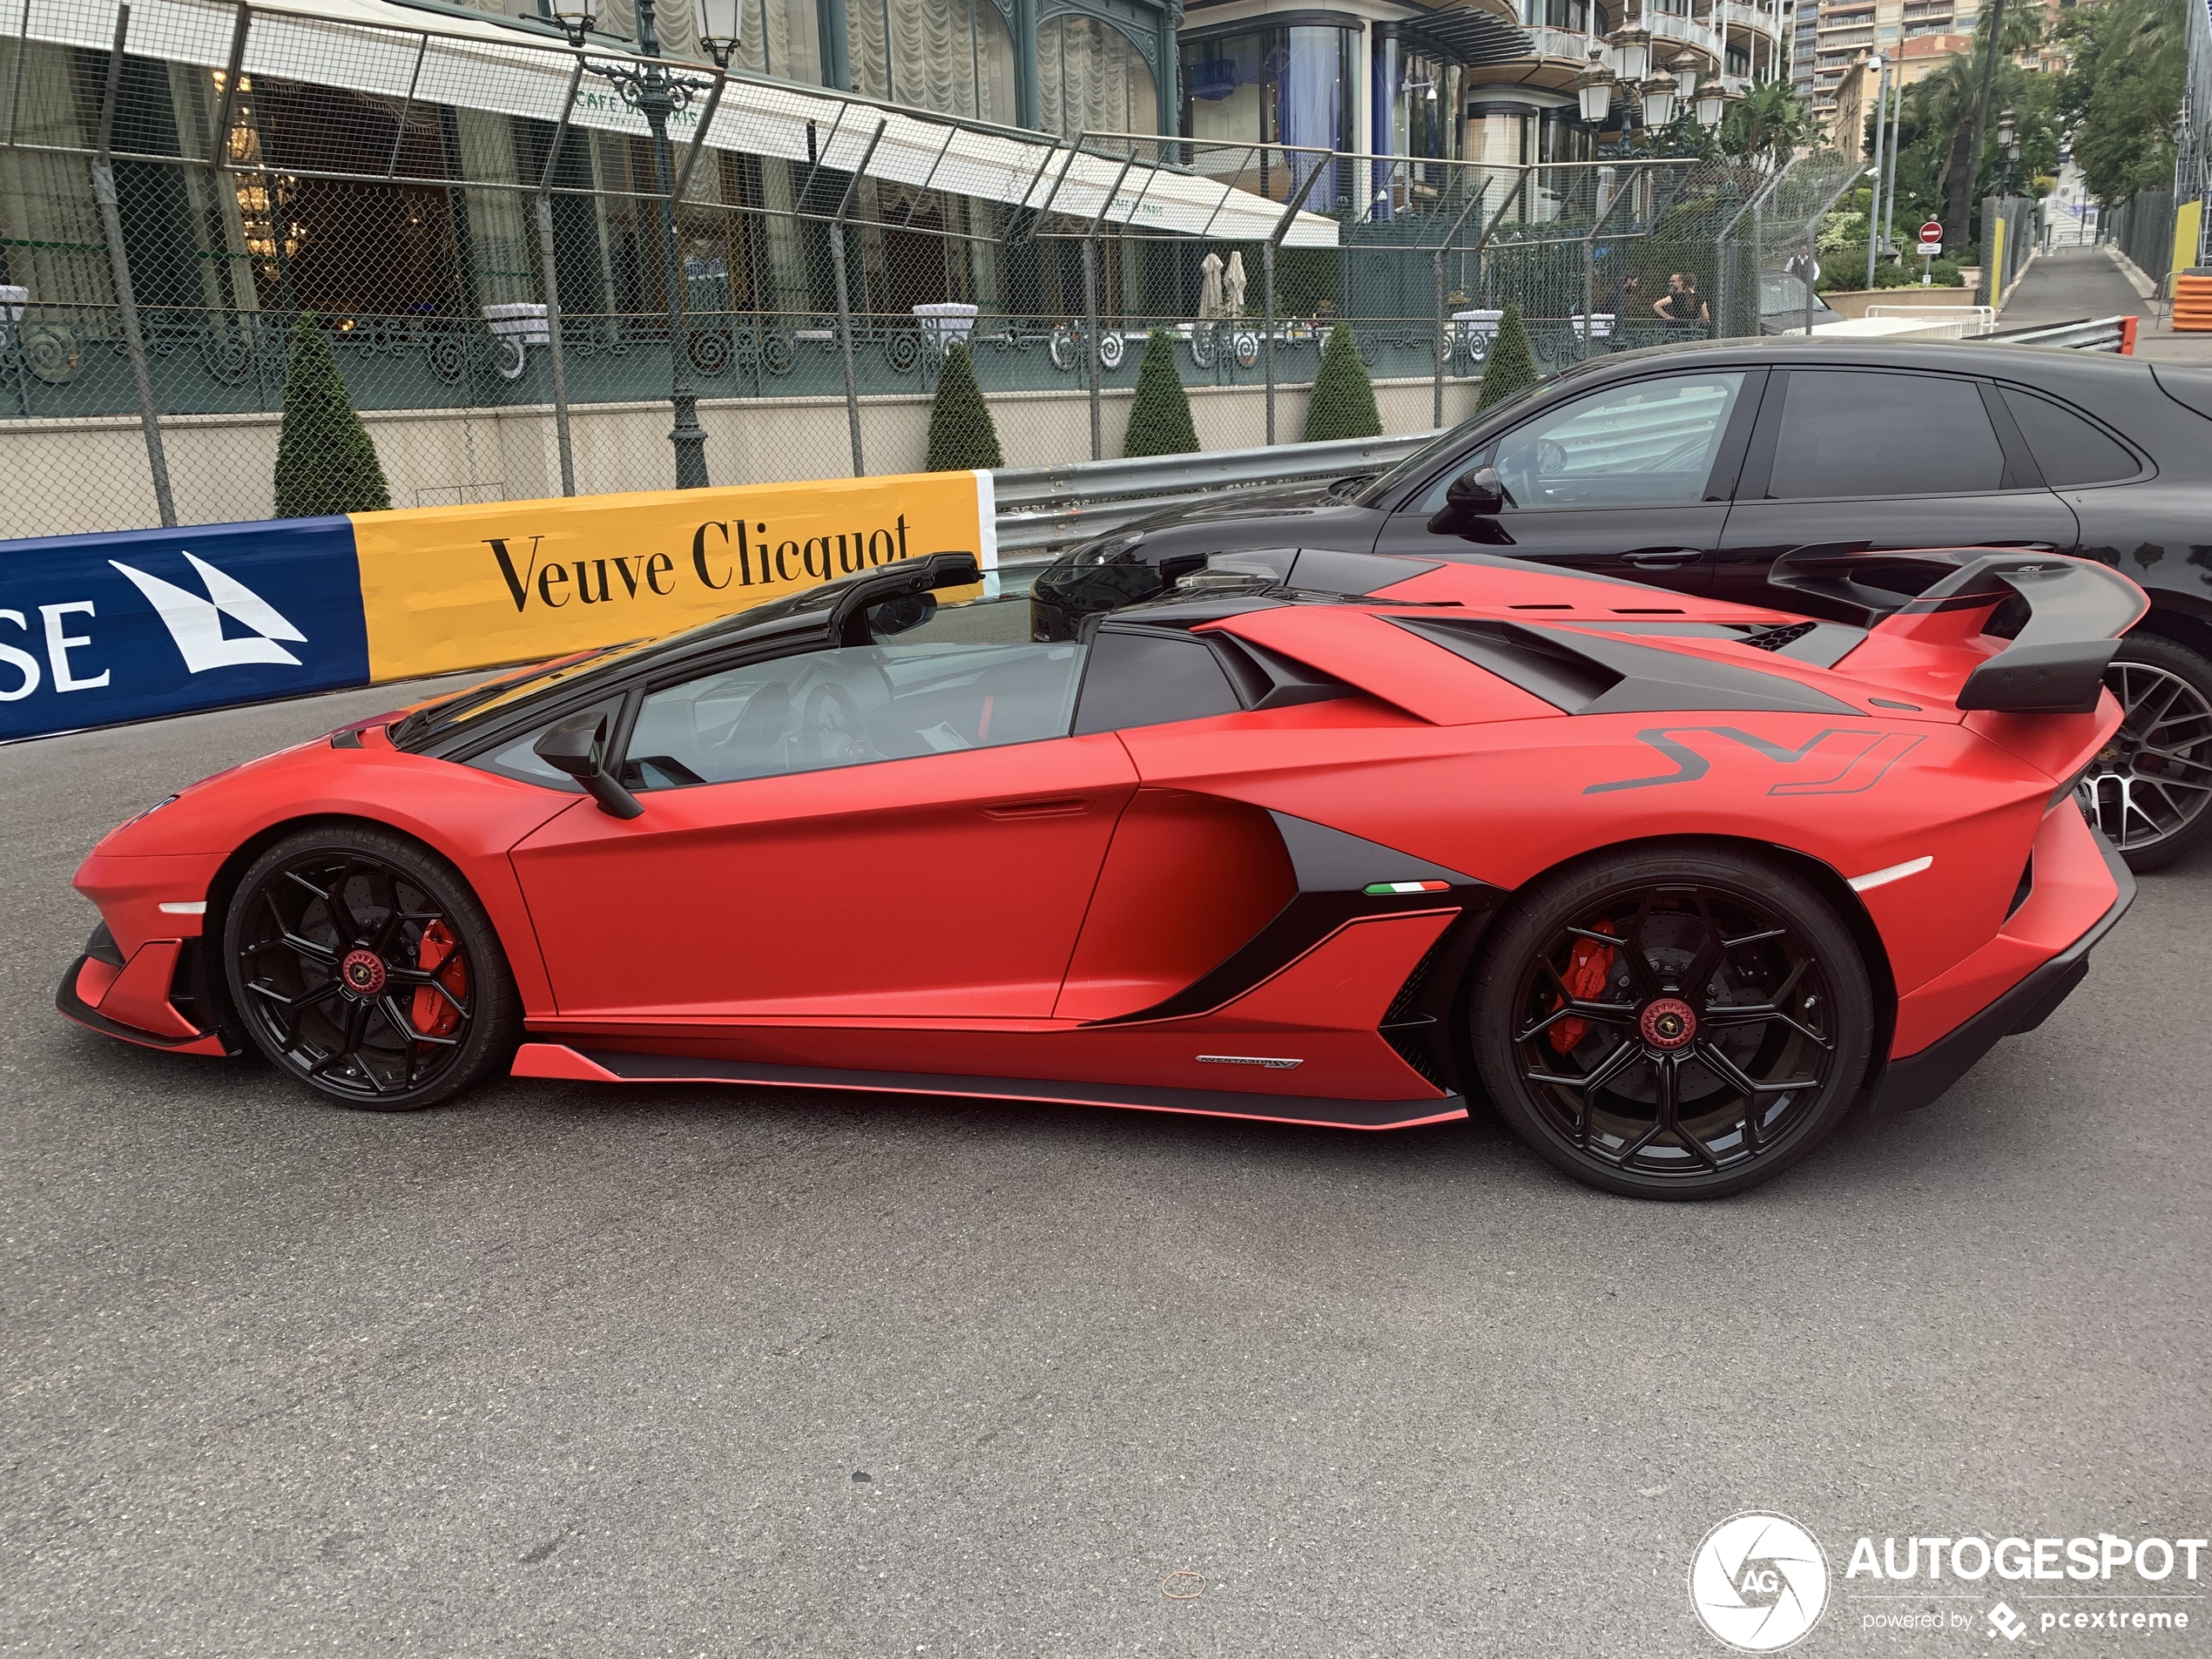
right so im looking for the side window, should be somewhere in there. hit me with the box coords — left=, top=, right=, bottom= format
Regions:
left=472, top=697, right=624, bottom=792
left=1072, top=629, right=1242, bottom=735
left=1999, top=388, right=2141, bottom=487
left=624, top=638, right=1086, bottom=789
left=1767, top=371, right=2005, bottom=499
left=1419, top=371, right=1747, bottom=512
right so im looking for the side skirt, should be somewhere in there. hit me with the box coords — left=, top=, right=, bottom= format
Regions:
left=511, top=1042, right=1468, bottom=1132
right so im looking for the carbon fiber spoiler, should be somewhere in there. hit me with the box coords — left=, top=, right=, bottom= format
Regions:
left=1770, top=545, right=2148, bottom=714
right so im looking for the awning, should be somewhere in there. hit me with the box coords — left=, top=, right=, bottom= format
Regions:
left=15, top=0, right=1343, bottom=246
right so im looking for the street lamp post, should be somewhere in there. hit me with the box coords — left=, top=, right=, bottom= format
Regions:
left=1995, top=106, right=2020, bottom=197
left=551, top=2, right=731, bottom=490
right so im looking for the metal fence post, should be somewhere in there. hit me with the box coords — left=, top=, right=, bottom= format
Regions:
left=534, top=57, right=586, bottom=498
left=91, top=7, right=177, bottom=529
left=1082, top=235, right=1102, bottom=461
left=827, top=120, right=887, bottom=480
left=535, top=197, right=577, bottom=497
left=1264, top=158, right=1327, bottom=442
left=1078, top=145, right=1136, bottom=463
left=829, top=226, right=865, bottom=476
left=1263, top=239, right=1276, bottom=444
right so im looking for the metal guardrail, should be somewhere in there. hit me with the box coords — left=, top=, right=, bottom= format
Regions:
left=993, top=431, right=1439, bottom=559
left=1974, top=314, right=2134, bottom=352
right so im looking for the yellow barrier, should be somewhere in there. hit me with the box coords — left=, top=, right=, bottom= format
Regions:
left=352, top=469, right=995, bottom=681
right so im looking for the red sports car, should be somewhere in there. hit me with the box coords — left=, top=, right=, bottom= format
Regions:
left=58, top=544, right=2140, bottom=1198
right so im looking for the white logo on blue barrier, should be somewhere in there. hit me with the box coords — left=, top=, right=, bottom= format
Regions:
left=108, top=552, right=309, bottom=674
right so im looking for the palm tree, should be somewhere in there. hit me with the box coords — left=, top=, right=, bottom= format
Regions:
left=1943, top=0, right=2048, bottom=241
left=1720, top=78, right=1811, bottom=167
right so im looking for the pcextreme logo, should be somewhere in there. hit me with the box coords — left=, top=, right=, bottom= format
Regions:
left=1689, top=1513, right=1831, bottom=1652
left=1687, top=1517, right=2208, bottom=1651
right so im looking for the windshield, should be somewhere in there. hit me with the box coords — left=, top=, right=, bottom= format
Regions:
left=388, top=577, right=1010, bottom=752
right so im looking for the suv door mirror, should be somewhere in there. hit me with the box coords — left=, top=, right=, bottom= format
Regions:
left=534, top=711, right=644, bottom=819
left=1446, top=465, right=1505, bottom=516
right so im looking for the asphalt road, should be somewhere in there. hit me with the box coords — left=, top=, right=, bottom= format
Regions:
left=5, top=679, right=2209, bottom=1658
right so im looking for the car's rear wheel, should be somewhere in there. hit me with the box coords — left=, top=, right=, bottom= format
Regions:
left=1470, top=845, right=1873, bottom=1200
left=224, top=826, right=521, bottom=1111
left=2080, top=635, right=2212, bottom=872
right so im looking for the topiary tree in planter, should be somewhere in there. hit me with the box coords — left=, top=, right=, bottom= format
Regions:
left=1301, top=322, right=1381, bottom=442
left=273, top=312, right=391, bottom=518
left=1122, top=327, right=1199, bottom=457
left=923, top=342, right=1004, bottom=471
left=1474, top=302, right=1540, bottom=412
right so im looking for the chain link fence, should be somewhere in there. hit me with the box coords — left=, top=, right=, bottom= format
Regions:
left=2, top=0, right=1857, bottom=540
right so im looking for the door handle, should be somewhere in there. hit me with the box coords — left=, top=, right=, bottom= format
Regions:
left=981, top=796, right=1092, bottom=819
left=1623, top=548, right=1704, bottom=570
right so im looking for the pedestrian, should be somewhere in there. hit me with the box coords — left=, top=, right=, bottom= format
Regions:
left=1656, top=272, right=1708, bottom=331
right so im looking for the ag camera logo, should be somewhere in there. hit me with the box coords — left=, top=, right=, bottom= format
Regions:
left=1690, top=1513, right=1830, bottom=1652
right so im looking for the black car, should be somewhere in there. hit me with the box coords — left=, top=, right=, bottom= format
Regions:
left=1033, top=337, right=2212, bottom=868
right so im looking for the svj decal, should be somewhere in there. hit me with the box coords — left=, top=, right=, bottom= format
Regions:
left=0, top=517, right=369, bottom=742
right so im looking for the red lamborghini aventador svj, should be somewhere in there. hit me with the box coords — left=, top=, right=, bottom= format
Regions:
left=58, top=544, right=2139, bottom=1197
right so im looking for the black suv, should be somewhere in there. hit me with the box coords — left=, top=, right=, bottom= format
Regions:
left=1033, top=337, right=2212, bottom=868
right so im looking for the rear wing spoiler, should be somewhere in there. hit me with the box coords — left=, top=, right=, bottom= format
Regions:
left=1770, top=545, right=2148, bottom=714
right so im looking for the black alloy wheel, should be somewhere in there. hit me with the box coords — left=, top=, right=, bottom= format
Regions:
left=2079, top=636, right=2212, bottom=873
left=225, top=826, right=521, bottom=1110
left=1471, top=846, right=1873, bottom=1199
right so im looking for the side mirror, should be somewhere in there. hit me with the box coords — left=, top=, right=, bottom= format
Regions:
left=534, top=711, right=644, bottom=819
left=1446, top=465, right=1505, bottom=516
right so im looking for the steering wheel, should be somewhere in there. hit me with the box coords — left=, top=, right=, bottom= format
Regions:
left=804, top=683, right=870, bottom=766
left=1535, top=437, right=1568, bottom=476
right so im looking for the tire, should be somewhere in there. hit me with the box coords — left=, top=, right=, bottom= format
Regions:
left=223, top=825, right=522, bottom=1111
left=2081, top=634, right=2212, bottom=873
left=1470, top=843, right=1874, bottom=1200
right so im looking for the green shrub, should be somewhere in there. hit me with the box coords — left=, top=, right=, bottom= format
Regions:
left=1301, top=323, right=1382, bottom=443
left=1122, top=327, right=1198, bottom=457
left=1475, top=303, right=1540, bottom=412
left=273, top=312, right=391, bottom=518
left=923, top=342, right=1003, bottom=471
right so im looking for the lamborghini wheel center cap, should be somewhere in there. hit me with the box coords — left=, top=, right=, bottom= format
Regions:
left=341, top=948, right=388, bottom=998
left=1640, top=996, right=1696, bottom=1051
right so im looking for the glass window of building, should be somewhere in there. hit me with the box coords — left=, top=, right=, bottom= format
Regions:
left=730, top=0, right=823, bottom=84
left=1180, top=25, right=1356, bottom=201
left=850, top=0, right=1019, bottom=125
left=1040, top=15, right=1160, bottom=138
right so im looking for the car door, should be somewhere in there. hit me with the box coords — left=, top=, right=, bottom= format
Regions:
left=1714, top=366, right=2080, bottom=610
left=507, top=627, right=1135, bottom=1021
left=1370, top=367, right=1764, bottom=594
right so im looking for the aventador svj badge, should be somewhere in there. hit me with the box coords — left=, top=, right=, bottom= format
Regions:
left=1586, top=727, right=1923, bottom=797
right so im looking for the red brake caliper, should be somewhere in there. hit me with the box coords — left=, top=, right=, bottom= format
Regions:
left=412, top=920, right=469, bottom=1037
left=1548, top=920, right=1617, bottom=1055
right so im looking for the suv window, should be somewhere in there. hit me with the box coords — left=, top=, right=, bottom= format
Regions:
left=1419, top=371, right=1747, bottom=512
left=1073, top=629, right=1242, bottom=734
left=1766, top=370, right=2005, bottom=499
left=1999, top=388, right=2140, bottom=486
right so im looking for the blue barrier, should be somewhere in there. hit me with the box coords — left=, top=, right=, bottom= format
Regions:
left=0, top=517, right=370, bottom=743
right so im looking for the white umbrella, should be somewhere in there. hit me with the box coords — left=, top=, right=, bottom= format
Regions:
left=1223, top=250, right=1247, bottom=315
left=1198, top=250, right=1224, bottom=320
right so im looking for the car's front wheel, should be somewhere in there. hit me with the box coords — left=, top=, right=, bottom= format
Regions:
left=1470, top=845, right=1873, bottom=1200
left=2080, top=634, right=2212, bottom=872
left=224, top=826, right=521, bottom=1110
